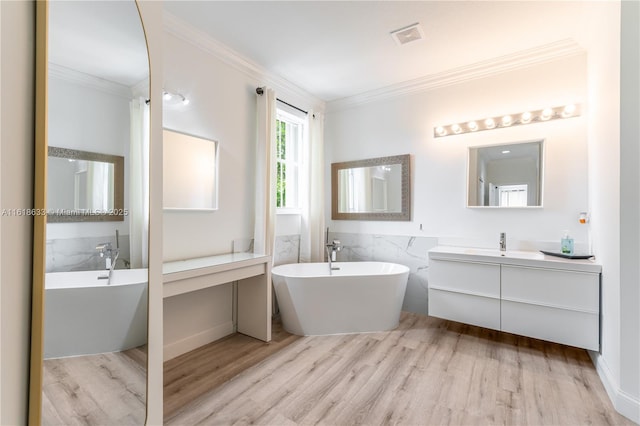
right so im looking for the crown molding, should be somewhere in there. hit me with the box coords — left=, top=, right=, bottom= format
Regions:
left=327, top=39, right=585, bottom=113
left=48, top=63, right=133, bottom=99
left=163, top=12, right=325, bottom=113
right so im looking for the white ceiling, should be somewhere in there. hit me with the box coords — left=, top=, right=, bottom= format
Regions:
left=163, top=1, right=593, bottom=102
left=49, top=1, right=148, bottom=88
left=49, top=1, right=595, bottom=102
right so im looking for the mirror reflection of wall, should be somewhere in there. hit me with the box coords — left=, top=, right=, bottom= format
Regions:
left=337, top=164, right=402, bottom=213
left=468, top=140, right=543, bottom=208
left=332, top=154, right=411, bottom=221
left=163, top=129, right=219, bottom=210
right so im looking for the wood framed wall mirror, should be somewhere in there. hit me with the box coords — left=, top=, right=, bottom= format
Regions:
left=47, top=146, right=125, bottom=223
left=331, top=154, right=411, bottom=221
left=467, top=140, right=544, bottom=208
left=30, top=1, right=150, bottom=424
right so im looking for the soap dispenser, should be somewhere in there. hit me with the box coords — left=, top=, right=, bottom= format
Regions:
left=561, top=230, right=574, bottom=255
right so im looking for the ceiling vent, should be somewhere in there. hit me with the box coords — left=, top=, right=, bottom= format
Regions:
left=390, top=23, right=425, bottom=46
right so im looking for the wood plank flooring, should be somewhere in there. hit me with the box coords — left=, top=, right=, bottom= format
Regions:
left=164, top=319, right=301, bottom=419
left=165, top=312, right=633, bottom=426
left=42, top=348, right=146, bottom=425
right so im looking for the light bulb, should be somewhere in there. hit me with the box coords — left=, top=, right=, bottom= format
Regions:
left=163, top=91, right=172, bottom=101
left=521, top=111, right=532, bottom=123
left=435, top=126, right=447, bottom=137
left=468, top=121, right=478, bottom=131
left=182, top=97, right=190, bottom=106
left=562, top=104, right=576, bottom=117
left=452, top=124, right=462, bottom=134
left=541, top=108, right=553, bottom=120
left=501, top=115, right=512, bottom=126
left=484, top=118, right=496, bottom=129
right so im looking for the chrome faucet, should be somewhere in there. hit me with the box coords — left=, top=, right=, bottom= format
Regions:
left=499, top=232, right=507, bottom=252
left=96, top=242, right=119, bottom=283
left=326, top=240, right=342, bottom=272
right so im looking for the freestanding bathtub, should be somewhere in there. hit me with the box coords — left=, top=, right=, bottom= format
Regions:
left=272, top=262, right=409, bottom=336
left=44, top=269, right=148, bottom=359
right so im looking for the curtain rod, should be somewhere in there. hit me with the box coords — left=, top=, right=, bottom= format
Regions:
left=256, top=87, right=308, bottom=115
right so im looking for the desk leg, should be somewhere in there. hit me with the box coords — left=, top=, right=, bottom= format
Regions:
left=237, top=270, right=272, bottom=342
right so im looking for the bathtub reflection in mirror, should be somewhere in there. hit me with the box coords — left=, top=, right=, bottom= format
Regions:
left=31, top=0, right=150, bottom=424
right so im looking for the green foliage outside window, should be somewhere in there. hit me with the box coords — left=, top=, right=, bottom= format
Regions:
left=276, top=120, right=286, bottom=207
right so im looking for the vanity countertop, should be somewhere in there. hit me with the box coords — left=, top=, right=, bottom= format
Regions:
left=163, top=252, right=269, bottom=276
left=429, top=246, right=601, bottom=273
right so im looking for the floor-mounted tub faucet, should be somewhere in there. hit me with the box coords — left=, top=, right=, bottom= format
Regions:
left=96, top=242, right=119, bottom=283
left=326, top=240, right=342, bottom=273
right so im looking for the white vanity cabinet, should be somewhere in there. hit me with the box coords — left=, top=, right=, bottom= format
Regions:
left=428, top=247, right=601, bottom=351
left=501, top=265, right=599, bottom=350
left=428, top=259, right=501, bottom=330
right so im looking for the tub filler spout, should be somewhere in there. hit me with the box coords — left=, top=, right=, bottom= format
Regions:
left=326, top=240, right=342, bottom=273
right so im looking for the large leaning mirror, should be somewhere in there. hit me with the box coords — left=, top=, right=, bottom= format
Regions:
left=467, top=140, right=544, bottom=208
left=331, top=154, right=411, bottom=221
left=30, top=1, right=150, bottom=424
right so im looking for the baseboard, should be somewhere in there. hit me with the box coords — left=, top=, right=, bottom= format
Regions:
left=590, top=351, right=640, bottom=424
left=163, top=321, right=234, bottom=361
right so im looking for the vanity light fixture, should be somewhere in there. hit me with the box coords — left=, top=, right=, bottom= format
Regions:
left=434, top=104, right=581, bottom=138
left=163, top=89, right=190, bottom=106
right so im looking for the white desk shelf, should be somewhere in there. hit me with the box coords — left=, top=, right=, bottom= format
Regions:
left=163, top=253, right=272, bottom=343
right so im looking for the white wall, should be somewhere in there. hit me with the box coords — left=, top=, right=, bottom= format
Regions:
left=0, top=1, right=34, bottom=423
left=619, top=0, right=640, bottom=408
left=325, top=54, right=588, bottom=250
left=583, top=0, right=625, bottom=418
left=162, top=32, right=257, bottom=261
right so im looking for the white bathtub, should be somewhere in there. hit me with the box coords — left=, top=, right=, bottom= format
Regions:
left=44, top=269, right=148, bottom=359
left=272, top=262, right=409, bottom=336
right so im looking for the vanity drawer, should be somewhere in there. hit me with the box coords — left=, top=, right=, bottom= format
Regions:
left=428, top=259, right=500, bottom=298
left=428, top=288, right=500, bottom=331
left=502, top=300, right=599, bottom=350
left=501, top=265, right=599, bottom=313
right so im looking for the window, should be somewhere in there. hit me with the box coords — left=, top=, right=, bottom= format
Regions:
left=276, top=108, right=305, bottom=211
left=498, top=184, right=528, bottom=207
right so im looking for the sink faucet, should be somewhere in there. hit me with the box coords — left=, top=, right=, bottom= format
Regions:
left=499, top=232, right=507, bottom=252
left=96, top=242, right=119, bottom=283
left=326, top=240, right=342, bottom=273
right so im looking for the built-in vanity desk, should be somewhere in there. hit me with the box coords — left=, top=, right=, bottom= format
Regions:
left=428, top=246, right=601, bottom=351
left=163, top=253, right=272, bottom=352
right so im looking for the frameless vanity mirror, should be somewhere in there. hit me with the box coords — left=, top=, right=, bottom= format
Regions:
left=467, top=140, right=543, bottom=208
left=47, top=147, right=124, bottom=222
left=163, top=128, right=219, bottom=210
left=332, top=154, right=411, bottom=220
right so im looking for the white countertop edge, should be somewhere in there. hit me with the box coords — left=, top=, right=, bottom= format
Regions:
left=163, top=252, right=271, bottom=277
left=428, top=246, right=602, bottom=273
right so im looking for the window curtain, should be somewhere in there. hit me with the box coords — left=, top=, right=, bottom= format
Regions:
left=254, top=87, right=277, bottom=257
left=299, top=111, right=325, bottom=263
left=129, top=97, right=149, bottom=268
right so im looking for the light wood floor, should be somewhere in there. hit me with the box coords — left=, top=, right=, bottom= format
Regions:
left=42, top=347, right=146, bottom=425
left=166, top=312, right=633, bottom=426
left=164, top=319, right=301, bottom=419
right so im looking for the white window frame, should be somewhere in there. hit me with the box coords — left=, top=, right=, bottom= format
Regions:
left=275, top=107, right=305, bottom=214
